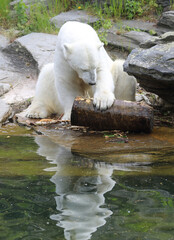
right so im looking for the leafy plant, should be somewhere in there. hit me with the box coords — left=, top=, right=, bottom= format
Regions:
left=28, top=3, right=55, bottom=34
left=93, top=19, right=112, bottom=45
left=12, top=0, right=72, bottom=35
left=149, top=29, right=157, bottom=35
left=0, top=0, right=11, bottom=27
left=125, top=25, right=141, bottom=32
left=14, top=0, right=28, bottom=25
left=125, top=0, right=143, bottom=19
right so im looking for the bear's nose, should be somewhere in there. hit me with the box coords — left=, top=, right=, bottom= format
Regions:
left=89, top=82, right=96, bottom=85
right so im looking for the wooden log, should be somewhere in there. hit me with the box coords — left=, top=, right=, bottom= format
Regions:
left=71, top=97, right=154, bottom=133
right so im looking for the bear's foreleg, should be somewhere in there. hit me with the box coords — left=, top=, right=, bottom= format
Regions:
left=55, top=78, right=85, bottom=121
left=93, top=68, right=115, bottom=110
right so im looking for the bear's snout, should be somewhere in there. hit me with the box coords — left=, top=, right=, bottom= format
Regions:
left=89, top=82, right=96, bottom=86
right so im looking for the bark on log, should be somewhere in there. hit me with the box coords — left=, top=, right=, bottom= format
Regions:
left=71, top=97, right=154, bottom=133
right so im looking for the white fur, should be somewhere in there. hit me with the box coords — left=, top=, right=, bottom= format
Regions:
left=26, top=63, right=63, bottom=118
left=112, top=59, right=137, bottom=101
left=26, top=22, right=136, bottom=120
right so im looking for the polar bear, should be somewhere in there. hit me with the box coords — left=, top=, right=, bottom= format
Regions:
left=26, top=21, right=114, bottom=120
left=26, top=21, right=136, bottom=120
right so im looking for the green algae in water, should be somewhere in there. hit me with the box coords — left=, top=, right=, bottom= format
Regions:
left=0, top=135, right=174, bottom=240
left=0, top=135, right=52, bottom=177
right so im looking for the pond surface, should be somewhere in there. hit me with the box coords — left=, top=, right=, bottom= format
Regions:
left=0, top=125, right=174, bottom=240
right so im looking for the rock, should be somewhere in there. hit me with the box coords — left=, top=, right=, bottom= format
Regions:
left=106, top=30, right=153, bottom=53
left=158, top=11, right=174, bottom=29
left=106, top=27, right=151, bottom=52
left=2, top=78, right=36, bottom=113
left=113, top=19, right=170, bottom=36
left=0, top=34, right=9, bottom=49
left=136, top=84, right=164, bottom=107
left=105, top=20, right=170, bottom=53
left=124, top=41, right=174, bottom=104
left=3, top=32, right=57, bottom=71
left=140, top=31, right=174, bottom=48
left=10, top=0, right=49, bottom=6
left=106, top=31, right=138, bottom=52
left=0, top=49, right=37, bottom=114
left=0, top=83, right=11, bottom=96
left=123, top=31, right=153, bottom=44
left=157, top=0, right=171, bottom=11
left=0, top=32, right=57, bottom=124
left=0, top=34, right=42, bottom=118
left=50, top=10, right=99, bottom=29
left=0, top=100, right=12, bottom=124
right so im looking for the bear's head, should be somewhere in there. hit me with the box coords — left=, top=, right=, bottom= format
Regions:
left=62, top=41, right=103, bottom=85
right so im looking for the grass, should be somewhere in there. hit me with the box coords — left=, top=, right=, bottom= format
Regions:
left=0, top=0, right=72, bottom=38
left=0, top=0, right=12, bottom=28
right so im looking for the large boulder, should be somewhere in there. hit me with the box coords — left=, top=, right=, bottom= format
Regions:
left=158, top=11, right=174, bottom=29
left=50, top=10, right=99, bottom=29
left=0, top=32, right=57, bottom=119
left=124, top=32, right=174, bottom=104
left=3, top=32, right=57, bottom=71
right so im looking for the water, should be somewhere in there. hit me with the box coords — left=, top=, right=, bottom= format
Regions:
left=0, top=133, right=174, bottom=240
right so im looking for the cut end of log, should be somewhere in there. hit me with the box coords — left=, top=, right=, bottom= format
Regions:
left=71, top=97, right=154, bottom=133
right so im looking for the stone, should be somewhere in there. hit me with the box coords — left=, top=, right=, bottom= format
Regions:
left=0, top=100, right=12, bottom=124
left=0, top=34, right=9, bottom=49
left=50, top=10, right=99, bottom=29
left=140, top=31, right=174, bottom=48
left=124, top=41, right=174, bottom=104
left=3, top=32, right=57, bottom=71
left=10, top=0, right=49, bottom=6
left=0, top=32, right=58, bottom=124
left=113, top=19, right=170, bottom=36
left=0, top=35, right=40, bottom=118
left=105, top=20, right=171, bottom=53
left=106, top=30, right=153, bottom=53
left=157, top=0, right=171, bottom=11
left=106, top=31, right=138, bottom=52
left=0, top=83, right=11, bottom=96
left=158, top=11, right=174, bottom=29
left=123, top=31, right=153, bottom=44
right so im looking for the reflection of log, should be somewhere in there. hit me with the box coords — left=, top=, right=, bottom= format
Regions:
left=71, top=97, right=154, bottom=133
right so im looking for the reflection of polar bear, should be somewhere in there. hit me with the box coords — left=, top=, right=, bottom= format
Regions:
left=35, top=136, right=115, bottom=240
left=26, top=21, right=136, bottom=120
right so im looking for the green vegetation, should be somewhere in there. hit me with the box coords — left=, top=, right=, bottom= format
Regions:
left=0, top=0, right=72, bottom=37
left=0, top=0, right=170, bottom=40
left=0, top=0, right=11, bottom=27
left=80, top=0, right=161, bottom=19
left=93, top=19, right=112, bottom=45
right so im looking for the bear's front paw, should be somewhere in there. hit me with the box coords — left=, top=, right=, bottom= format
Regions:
left=25, top=106, right=49, bottom=119
left=93, top=91, right=115, bottom=110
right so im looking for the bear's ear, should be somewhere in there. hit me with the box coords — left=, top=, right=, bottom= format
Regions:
left=97, top=42, right=104, bottom=50
left=62, top=43, right=72, bottom=59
